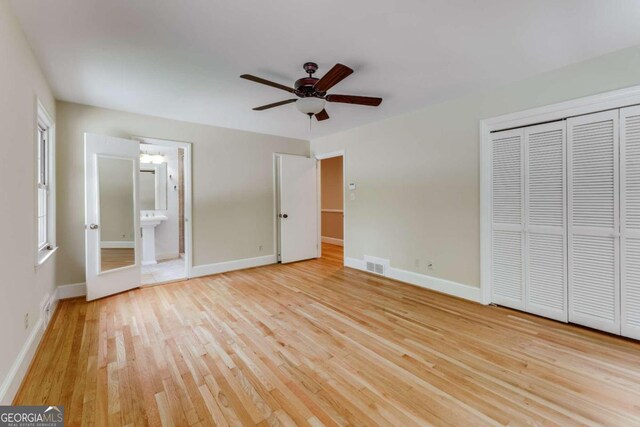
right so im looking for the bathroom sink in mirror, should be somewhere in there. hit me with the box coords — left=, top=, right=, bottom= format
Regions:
left=140, top=162, right=167, bottom=210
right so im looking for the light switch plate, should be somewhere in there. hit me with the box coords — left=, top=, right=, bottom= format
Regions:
left=349, top=183, right=356, bottom=190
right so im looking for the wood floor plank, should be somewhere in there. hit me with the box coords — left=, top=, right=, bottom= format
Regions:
left=14, top=244, right=640, bottom=426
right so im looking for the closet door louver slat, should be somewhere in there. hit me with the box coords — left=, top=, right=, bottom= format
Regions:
left=621, top=106, right=640, bottom=339
left=568, top=110, right=620, bottom=334
left=491, top=129, right=525, bottom=310
left=525, top=122, right=567, bottom=322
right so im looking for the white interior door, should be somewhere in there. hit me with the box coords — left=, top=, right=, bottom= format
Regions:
left=621, top=105, right=640, bottom=339
left=524, top=121, right=567, bottom=322
left=568, top=110, right=620, bottom=334
left=85, top=133, right=141, bottom=301
left=278, top=154, right=318, bottom=263
left=491, top=128, right=526, bottom=310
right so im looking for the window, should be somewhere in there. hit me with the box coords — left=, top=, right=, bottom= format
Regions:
left=36, top=101, right=56, bottom=266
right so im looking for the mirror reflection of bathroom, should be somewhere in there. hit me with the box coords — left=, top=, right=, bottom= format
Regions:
left=140, top=143, right=186, bottom=285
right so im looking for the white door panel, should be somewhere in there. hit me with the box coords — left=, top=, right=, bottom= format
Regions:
left=621, top=105, right=640, bottom=339
left=568, top=110, right=620, bottom=334
left=525, top=121, right=567, bottom=322
left=85, top=133, right=141, bottom=301
left=279, top=155, right=318, bottom=263
left=491, top=128, right=525, bottom=310
left=492, top=229, right=524, bottom=307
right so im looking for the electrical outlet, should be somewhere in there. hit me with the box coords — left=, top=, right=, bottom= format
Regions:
left=414, top=258, right=420, bottom=268
left=24, top=313, right=29, bottom=330
left=427, top=261, right=434, bottom=271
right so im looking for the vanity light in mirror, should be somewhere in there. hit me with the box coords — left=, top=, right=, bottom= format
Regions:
left=140, top=153, right=165, bottom=164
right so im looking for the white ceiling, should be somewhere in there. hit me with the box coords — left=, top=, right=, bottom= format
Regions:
left=10, top=0, right=640, bottom=140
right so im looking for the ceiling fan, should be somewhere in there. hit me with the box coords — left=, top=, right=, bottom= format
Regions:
left=240, top=62, right=382, bottom=121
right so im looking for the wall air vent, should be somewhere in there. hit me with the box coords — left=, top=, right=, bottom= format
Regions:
left=364, top=256, right=390, bottom=276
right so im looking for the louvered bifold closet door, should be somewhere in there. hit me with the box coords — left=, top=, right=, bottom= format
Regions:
left=525, top=122, right=567, bottom=322
left=621, top=106, right=640, bottom=339
left=568, top=110, right=620, bottom=334
left=491, top=128, right=525, bottom=310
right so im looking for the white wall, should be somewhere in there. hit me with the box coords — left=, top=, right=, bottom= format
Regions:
left=0, top=0, right=57, bottom=403
left=55, top=101, right=308, bottom=286
left=312, top=45, right=640, bottom=290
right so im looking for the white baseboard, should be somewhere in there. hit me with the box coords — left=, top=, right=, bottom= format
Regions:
left=101, top=241, right=134, bottom=249
left=58, top=282, right=87, bottom=299
left=345, top=257, right=366, bottom=270
left=0, top=285, right=66, bottom=404
left=191, top=254, right=277, bottom=278
left=321, top=236, right=344, bottom=246
left=40, top=290, right=59, bottom=330
left=0, top=315, right=44, bottom=405
left=345, top=257, right=481, bottom=303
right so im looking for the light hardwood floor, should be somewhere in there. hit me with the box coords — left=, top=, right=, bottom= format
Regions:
left=15, top=244, right=640, bottom=426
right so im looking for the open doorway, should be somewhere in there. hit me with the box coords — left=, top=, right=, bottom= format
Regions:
left=137, top=137, right=192, bottom=285
left=318, top=152, right=344, bottom=263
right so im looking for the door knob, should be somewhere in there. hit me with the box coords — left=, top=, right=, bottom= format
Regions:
left=282, top=214, right=288, bottom=219
left=89, top=224, right=99, bottom=229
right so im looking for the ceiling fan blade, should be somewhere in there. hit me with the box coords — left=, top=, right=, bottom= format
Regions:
left=314, top=64, right=353, bottom=92
left=240, top=74, right=296, bottom=94
left=315, top=109, right=330, bottom=121
left=253, top=99, right=297, bottom=111
left=326, top=94, right=382, bottom=107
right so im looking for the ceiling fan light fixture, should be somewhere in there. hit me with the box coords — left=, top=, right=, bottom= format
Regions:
left=295, top=97, right=325, bottom=115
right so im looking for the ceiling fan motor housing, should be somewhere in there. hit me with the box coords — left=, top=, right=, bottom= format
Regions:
left=295, top=77, right=319, bottom=94
left=296, top=62, right=322, bottom=96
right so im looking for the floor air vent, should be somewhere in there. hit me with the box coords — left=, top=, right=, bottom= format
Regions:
left=364, top=256, right=390, bottom=276
left=366, top=261, right=384, bottom=275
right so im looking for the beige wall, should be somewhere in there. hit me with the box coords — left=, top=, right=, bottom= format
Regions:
left=321, top=156, right=343, bottom=240
left=55, top=101, right=308, bottom=286
left=312, top=45, right=640, bottom=289
left=0, top=0, right=56, bottom=403
left=322, top=213, right=344, bottom=241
